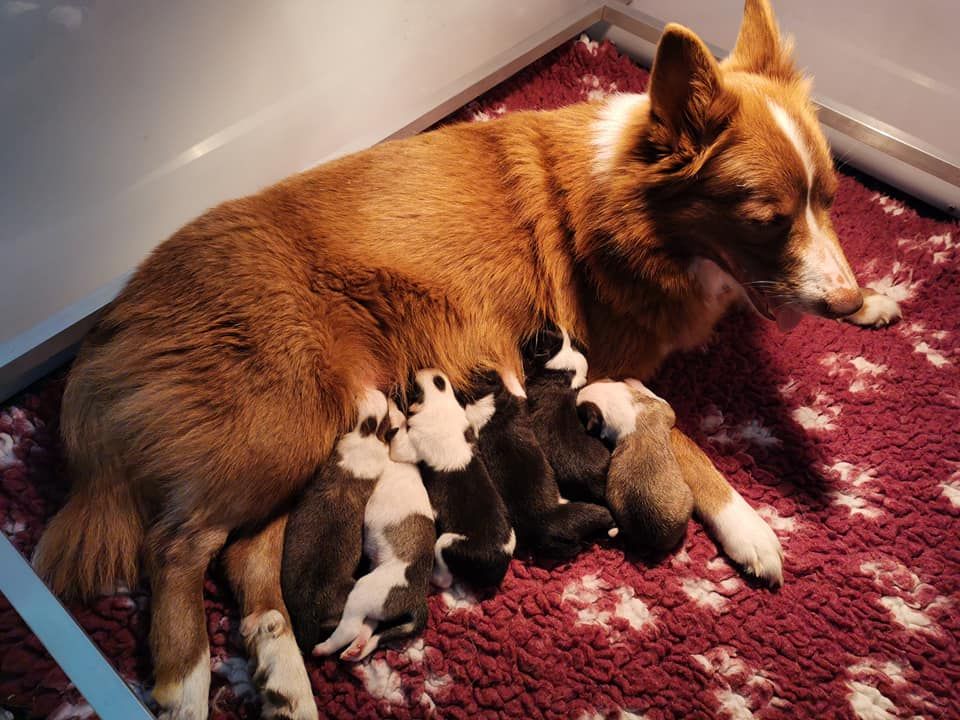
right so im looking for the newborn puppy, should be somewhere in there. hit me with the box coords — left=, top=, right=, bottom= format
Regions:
left=525, top=325, right=611, bottom=505
left=461, top=370, right=614, bottom=559
left=281, top=387, right=390, bottom=650
left=397, top=369, right=515, bottom=589
left=576, top=379, right=693, bottom=555
left=312, top=400, right=435, bottom=661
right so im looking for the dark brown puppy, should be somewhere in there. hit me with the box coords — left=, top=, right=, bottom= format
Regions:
left=577, top=379, right=693, bottom=554
left=461, top=370, right=614, bottom=559
left=281, top=389, right=390, bottom=651
left=524, top=325, right=611, bottom=505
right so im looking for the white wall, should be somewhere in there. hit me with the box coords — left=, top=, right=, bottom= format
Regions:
left=623, top=0, right=959, bottom=164
left=0, top=0, right=594, bottom=389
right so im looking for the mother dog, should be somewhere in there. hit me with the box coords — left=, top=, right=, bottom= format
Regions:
left=34, top=2, right=899, bottom=717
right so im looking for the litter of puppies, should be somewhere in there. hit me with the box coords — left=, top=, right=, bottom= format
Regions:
left=284, top=325, right=701, bottom=660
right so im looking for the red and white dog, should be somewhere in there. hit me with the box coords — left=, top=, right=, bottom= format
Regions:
left=33, top=1, right=899, bottom=717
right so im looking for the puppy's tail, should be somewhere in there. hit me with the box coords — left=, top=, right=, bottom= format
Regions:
left=33, top=465, right=144, bottom=601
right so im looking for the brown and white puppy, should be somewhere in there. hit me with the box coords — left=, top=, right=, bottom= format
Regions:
left=396, top=369, right=515, bottom=589
left=311, top=399, right=434, bottom=662
left=578, top=379, right=783, bottom=585
left=33, top=2, right=894, bottom=715
left=576, top=380, right=693, bottom=555
left=281, top=389, right=390, bottom=651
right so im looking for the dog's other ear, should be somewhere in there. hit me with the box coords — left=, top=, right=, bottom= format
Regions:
left=647, top=24, right=734, bottom=159
left=577, top=401, right=605, bottom=438
left=724, top=0, right=799, bottom=82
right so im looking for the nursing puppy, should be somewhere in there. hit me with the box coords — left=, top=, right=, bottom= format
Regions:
left=398, top=369, right=515, bottom=589
left=281, top=389, right=390, bottom=651
left=36, top=2, right=895, bottom=714
left=312, top=400, right=434, bottom=661
left=461, top=370, right=614, bottom=559
left=525, top=326, right=611, bottom=505
left=577, top=380, right=693, bottom=555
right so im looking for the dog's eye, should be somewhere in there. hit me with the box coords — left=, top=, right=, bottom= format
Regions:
left=745, top=212, right=790, bottom=231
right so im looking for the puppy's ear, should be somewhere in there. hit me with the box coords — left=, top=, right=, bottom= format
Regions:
left=522, top=325, right=565, bottom=370
left=578, top=401, right=605, bottom=438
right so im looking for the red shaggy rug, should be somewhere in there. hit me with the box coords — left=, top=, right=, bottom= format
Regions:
left=2, top=37, right=959, bottom=720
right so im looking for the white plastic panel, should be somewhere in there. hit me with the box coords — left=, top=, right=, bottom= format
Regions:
left=0, top=0, right=595, bottom=354
left=627, top=0, right=959, bottom=164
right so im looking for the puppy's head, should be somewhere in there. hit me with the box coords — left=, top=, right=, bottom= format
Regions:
left=522, top=324, right=588, bottom=389
left=576, top=379, right=674, bottom=445
left=403, top=369, right=475, bottom=471
left=337, top=388, right=391, bottom=478
left=596, top=0, right=861, bottom=326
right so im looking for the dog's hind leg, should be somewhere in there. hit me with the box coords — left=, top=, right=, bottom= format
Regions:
left=670, top=428, right=784, bottom=587
left=146, top=520, right=228, bottom=720
left=224, top=516, right=317, bottom=720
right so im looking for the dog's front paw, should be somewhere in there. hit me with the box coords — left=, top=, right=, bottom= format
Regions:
left=705, top=492, right=783, bottom=587
left=844, top=288, right=902, bottom=328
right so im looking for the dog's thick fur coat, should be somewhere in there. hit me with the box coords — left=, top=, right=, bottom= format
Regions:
left=33, top=2, right=895, bottom=716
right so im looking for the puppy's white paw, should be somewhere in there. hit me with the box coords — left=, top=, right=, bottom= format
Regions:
left=246, top=610, right=317, bottom=720
left=432, top=566, right=454, bottom=589
left=844, top=288, right=902, bottom=328
left=706, top=492, right=784, bottom=587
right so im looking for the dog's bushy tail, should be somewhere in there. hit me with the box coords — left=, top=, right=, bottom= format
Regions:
left=33, top=466, right=143, bottom=601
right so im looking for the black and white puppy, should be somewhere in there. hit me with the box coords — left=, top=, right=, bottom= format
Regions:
left=460, top=370, right=614, bottom=559
left=281, top=387, right=391, bottom=651
left=394, top=369, right=515, bottom=589
left=524, top=325, right=611, bottom=504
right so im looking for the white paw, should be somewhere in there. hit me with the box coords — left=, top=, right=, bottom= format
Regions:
left=844, top=289, right=902, bottom=328
left=706, top=492, right=784, bottom=587
left=432, top=565, right=453, bottom=589
left=154, top=655, right=210, bottom=720
left=247, top=610, right=318, bottom=720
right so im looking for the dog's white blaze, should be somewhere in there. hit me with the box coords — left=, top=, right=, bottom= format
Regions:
left=544, top=328, right=589, bottom=389
left=592, top=93, right=648, bottom=174
left=767, top=100, right=857, bottom=296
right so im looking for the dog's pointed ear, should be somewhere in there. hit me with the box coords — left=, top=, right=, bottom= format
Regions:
left=725, top=0, right=799, bottom=81
left=648, top=24, right=731, bottom=154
